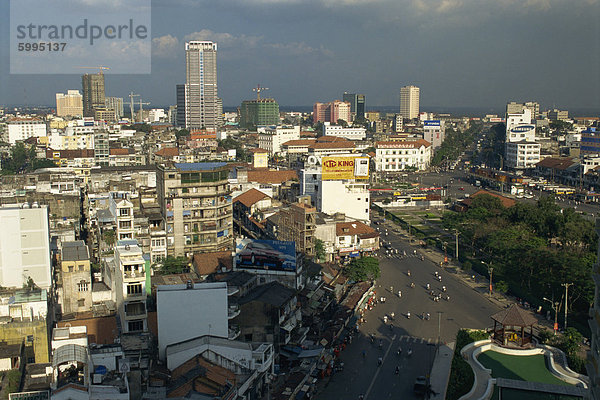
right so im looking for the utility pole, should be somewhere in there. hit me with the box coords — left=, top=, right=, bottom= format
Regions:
left=543, top=297, right=559, bottom=335
left=488, top=265, right=494, bottom=297
left=561, top=283, right=573, bottom=329
left=454, top=229, right=459, bottom=261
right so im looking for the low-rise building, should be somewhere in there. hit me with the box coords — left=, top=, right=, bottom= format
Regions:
left=58, top=241, right=92, bottom=316
left=375, top=139, right=432, bottom=172
left=323, top=122, right=366, bottom=141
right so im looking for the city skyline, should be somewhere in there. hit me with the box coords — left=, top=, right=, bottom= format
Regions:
left=0, top=0, right=599, bottom=113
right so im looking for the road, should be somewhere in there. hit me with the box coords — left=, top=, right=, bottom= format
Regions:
left=317, top=218, right=501, bottom=400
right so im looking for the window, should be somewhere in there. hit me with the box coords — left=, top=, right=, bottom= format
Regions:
left=77, top=281, right=89, bottom=292
left=119, top=208, right=130, bottom=216
left=77, top=299, right=85, bottom=307
left=128, top=320, right=144, bottom=332
left=119, top=220, right=132, bottom=229
left=127, top=284, right=142, bottom=295
left=68, top=265, right=74, bottom=272
left=78, top=264, right=85, bottom=272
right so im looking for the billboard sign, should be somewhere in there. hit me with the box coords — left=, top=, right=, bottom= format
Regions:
left=235, top=239, right=296, bottom=271
left=424, top=120, right=441, bottom=127
left=322, top=156, right=369, bottom=180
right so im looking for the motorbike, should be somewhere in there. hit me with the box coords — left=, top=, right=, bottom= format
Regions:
left=442, top=286, right=447, bottom=292
left=397, top=347, right=402, bottom=356
left=420, top=255, right=424, bottom=261
left=426, top=283, right=430, bottom=290
left=395, top=366, right=400, bottom=375
left=398, top=291, right=402, bottom=298
left=407, top=349, right=413, bottom=357
left=378, top=357, right=383, bottom=366
left=407, top=270, right=411, bottom=277
left=407, top=312, right=411, bottom=319
left=410, top=282, right=415, bottom=288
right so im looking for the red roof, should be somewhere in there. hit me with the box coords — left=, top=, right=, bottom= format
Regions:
left=109, top=148, right=130, bottom=156
left=155, top=147, right=179, bottom=157
left=461, top=189, right=516, bottom=208
left=249, top=148, right=269, bottom=153
left=336, top=221, right=378, bottom=237
left=308, top=141, right=355, bottom=150
left=233, top=188, right=270, bottom=208
left=247, top=169, right=298, bottom=184
left=376, top=139, right=431, bottom=148
left=282, top=139, right=316, bottom=147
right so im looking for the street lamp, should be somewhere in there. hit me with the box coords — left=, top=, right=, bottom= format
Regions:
left=543, top=297, right=559, bottom=335
left=481, top=261, right=493, bottom=297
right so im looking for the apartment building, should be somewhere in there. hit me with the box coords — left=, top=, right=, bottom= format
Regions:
left=157, top=163, right=233, bottom=257
left=58, top=241, right=92, bottom=315
left=113, top=240, right=148, bottom=334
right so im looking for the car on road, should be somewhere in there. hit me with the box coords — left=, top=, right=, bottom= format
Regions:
left=413, top=376, right=428, bottom=396
left=459, top=187, right=465, bottom=191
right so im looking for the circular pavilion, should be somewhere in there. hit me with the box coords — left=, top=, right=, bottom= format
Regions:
left=491, top=303, right=538, bottom=347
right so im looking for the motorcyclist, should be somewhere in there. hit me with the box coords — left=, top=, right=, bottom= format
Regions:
left=398, top=290, right=402, bottom=298
left=395, top=365, right=400, bottom=374
left=378, top=357, right=383, bottom=366
left=407, top=270, right=411, bottom=276
left=426, top=283, right=430, bottom=290
left=420, top=255, right=424, bottom=261
left=379, top=340, right=383, bottom=349
left=442, top=286, right=447, bottom=292
left=383, top=315, right=388, bottom=324
left=410, top=282, right=415, bottom=288
left=390, top=312, right=395, bottom=319
left=407, top=311, right=411, bottom=319
left=407, top=348, right=413, bottom=356
left=397, top=347, right=402, bottom=356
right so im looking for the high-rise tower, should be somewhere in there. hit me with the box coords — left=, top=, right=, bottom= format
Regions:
left=82, top=73, right=105, bottom=117
left=400, top=85, right=420, bottom=120
left=177, top=41, right=219, bottom=131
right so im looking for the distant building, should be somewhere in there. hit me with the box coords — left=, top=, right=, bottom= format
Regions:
left=343, top=92, right=366, bottom=120
left=5, top=118, right=47, bottom=144
left=423, top=120, right=445, bottom=149
left=177, top=41, right=219, bottom=131
left=506, top=101, right=539, bottom=120
left=240, top=98, right=280, bottom=129
left=323, top=122, right=366, bottom=141
left=105, top=97, right=124, bottom=120
left=506, top=109, right=535, bottom=143
left=258, top=126, right=301, bottom=155
left=56, top=90, right=83, bottom=117
left=0, top=205, right=52, bottom=291
left=375, top=139, right=432, bottom=172
left=82, top=72, right=105, bottom=117
left=312, top=100, right=351, bottom=124
left=548, top=109, right=569, bottom=121
left=400, top=85, right=420, bottom=119
left=505, top=141, right=541, bottom=169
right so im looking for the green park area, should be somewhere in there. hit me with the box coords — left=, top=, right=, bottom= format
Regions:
left=477, top=350, right=570, bottom=386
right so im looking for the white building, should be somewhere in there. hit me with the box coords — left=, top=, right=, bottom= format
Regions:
left=258, top=125, right=301, bottom=155
left=400, top=85, right=420, bottom=119
left=156, top=282, right=230, bottom=360
left=0, top=205, right=52, bottom=290
left=6, top=119, right=47, bottom=144
left=423, top=120, right=445, bottom=149
left=109, top=193, right=135, bottom=241
left=46, top=130, right=95, bottom=150
left=318, top=180, right=370, bottom=222
left=506, top=109, right=535, bottom=142
left=375, top=140, right=432, bottom=172
left=113, top=240, right=148, bottom=334
left=56, top=90, right=83, bottom=117
left=323, top=122, right=366, bottom=141
left=148, top=108, right=166, bottom=122
left=505, top=141, right=541, bottom=169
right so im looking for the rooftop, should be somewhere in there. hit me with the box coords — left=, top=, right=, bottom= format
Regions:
left=173, top=162, right=228, bottom=171
left=239, top=281, right=295, bottom=308
left=233, top=188, right=271, bottom=208
left=61, top=240, right=90, bottom=262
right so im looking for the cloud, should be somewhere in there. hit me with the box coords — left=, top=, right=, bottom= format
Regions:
left=152, top=34, right=179, bottom=58
left=184, top=29, right=262, bottom=48
left=266, top=42, right=333, bottom=57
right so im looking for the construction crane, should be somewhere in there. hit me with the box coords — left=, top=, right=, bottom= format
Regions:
left=252, top=84, right=269, bottom=101
left=128, top=92, right=140, bottom=121
left=79, top=66, right=110, bottom=74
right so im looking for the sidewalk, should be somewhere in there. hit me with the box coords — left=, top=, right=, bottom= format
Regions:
left=429, top=342, right=455, bottom=399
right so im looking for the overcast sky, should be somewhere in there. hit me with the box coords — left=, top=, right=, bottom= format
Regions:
left=1, top=0, right=599, bottom=113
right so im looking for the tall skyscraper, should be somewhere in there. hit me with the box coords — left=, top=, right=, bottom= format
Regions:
left=343, top=92, right=366, bottom=120
left=400, top=85, right=420, bottom=120
left=56, top=90, right=83, bottom=117
left=177, top=41, right=219, bottom=131
left=82, top=73, right=105, bottom=117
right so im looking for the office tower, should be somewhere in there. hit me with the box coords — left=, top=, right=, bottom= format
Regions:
left=105, top=97, right=124, bottom=120
left=506, top=101, right=540, bottom=120
left=82, top=73, right=106, bottom=117
left=56, top=90, right=83, bottom=117
left=157, top=162, right=233, bottom=257
left=240, top=99, right=280, bottom=129
left=179, top=41, right=219, bottom=131
left=312, top=100, right=351, bottom=124
left=216, top=97, right=224, bottom=127
left=343, top=92, right=366, bottom=120
left=0, top=205, right=52, bottom=290
left=176, top=84, right=186, bottom=128
left=400, top=85, right=420, bottom=119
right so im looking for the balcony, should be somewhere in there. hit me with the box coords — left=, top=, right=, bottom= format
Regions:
left=125, top=302, right=147, bottom=318
left=228, top=324, right=241, bottom=340
left=228, top=304, right=240, bottom=319
left=227, top=286, right=239, bottom=296
left=124, top=270, right=145, bottom=280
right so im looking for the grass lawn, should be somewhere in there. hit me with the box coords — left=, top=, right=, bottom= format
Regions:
left=477, top=351, right=571, bottom=386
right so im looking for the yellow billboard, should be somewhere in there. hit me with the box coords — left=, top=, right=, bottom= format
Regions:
left=321, top=156, right=369, bottom=180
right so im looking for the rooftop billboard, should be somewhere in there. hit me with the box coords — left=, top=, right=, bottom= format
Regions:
left=234, top=239, right=296, bottom=271
left=321, top=156, right=369, bottom=180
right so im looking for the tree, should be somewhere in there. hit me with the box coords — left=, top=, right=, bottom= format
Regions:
left=1, top=142, right=55, bottom=174
left=345, top=256, right=380, bottom=282
left=314, top=239, right=326, bottom=263
left=175, top=129, right=190, bottom=139
left=158, top=256, right=190, bottom=275
left=102, top=230, right=115, bottom=246
left=23, top=276, right=36, bottom=291
left=337, top=119, right=348, bottom=128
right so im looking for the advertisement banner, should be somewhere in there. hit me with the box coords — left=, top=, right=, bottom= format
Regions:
left=235, top=239, right=296, bottom=271
left=322, top=156, right=369, bottom=180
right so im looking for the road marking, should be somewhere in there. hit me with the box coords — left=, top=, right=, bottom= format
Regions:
left=364, top=334, right=396, bottom=400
